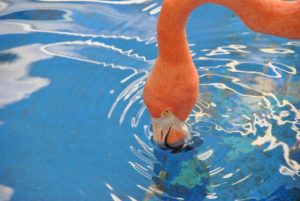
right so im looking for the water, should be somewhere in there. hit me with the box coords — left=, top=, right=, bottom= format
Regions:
left=0, top=0, right=300, bottom=200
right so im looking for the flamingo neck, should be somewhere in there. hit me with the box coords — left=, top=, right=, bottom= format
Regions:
left=157, top=0, right=197, bottom=66
left=157, top=0, right=300, bottom=63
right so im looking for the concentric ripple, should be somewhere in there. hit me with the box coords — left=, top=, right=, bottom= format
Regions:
left=107, top=39, right=300, bottom=200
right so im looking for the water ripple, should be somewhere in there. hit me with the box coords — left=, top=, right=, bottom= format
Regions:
left=0, top=44, right=51, bottom=108
left=107, top=41, right=300, bottom=200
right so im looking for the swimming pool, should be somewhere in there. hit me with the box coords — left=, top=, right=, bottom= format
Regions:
left=0, top=0, right=299, bottom=200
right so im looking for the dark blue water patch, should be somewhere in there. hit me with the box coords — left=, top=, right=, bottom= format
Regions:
left=290, top=151, right=300, bottom=164
left=0, top=10, right=67, bottom=21
left=0, top=56, right=148, bottom=201
left=151, top=147, right=209, bottom=201
left=0, top=52, right=19, bottom=63
left=261, top=185, right=300, bottom=201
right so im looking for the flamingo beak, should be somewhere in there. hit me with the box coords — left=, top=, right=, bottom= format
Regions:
left=151, top=115, right=189, bottom=150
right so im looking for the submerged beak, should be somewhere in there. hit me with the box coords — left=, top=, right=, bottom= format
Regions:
left=152, top=115, right=189, bottom=150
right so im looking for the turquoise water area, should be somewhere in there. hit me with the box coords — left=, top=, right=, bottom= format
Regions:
left=0, top=0, right=300, bottom=200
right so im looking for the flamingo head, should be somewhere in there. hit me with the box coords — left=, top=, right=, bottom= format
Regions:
left=143, top=59, right=199, bottom=150
left=151, top=109, right=190, bottom=150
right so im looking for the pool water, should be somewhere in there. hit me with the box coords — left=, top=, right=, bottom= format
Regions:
left=0, top=0, right=300, bottom=200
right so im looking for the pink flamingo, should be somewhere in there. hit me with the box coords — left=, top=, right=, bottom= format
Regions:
left=143, top=0, right=300, bottom=149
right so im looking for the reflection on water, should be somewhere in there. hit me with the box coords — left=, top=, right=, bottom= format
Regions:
left=0, top=0, right=299, bottom=200
left=0, top=44, right=51, bottom=108
left=0, top=184, right=14, bottom=201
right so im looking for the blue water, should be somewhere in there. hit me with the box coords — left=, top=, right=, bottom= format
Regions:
left=0, top=0, right=300, bottom=200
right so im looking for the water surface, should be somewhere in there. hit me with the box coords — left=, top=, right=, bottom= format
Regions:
left=0, top=0, right=300, bottom=200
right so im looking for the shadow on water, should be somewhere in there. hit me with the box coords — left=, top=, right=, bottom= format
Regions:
left=136, top=129, right=207, bottom=201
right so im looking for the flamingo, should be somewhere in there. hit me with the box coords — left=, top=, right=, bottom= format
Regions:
left=143, top=0, right=300, bottom=149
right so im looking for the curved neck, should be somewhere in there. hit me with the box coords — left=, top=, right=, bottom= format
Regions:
left=157, top=0, right=199, bottom=65
left=157, top=0, right=300, bottom=64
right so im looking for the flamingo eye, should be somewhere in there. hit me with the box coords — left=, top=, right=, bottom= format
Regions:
left=161, top=109, right=171, bottom=117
